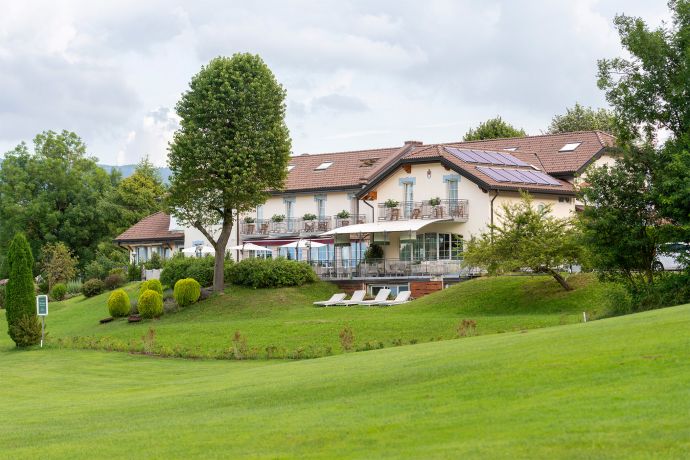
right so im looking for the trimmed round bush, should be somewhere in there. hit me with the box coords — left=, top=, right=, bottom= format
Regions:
left=82, top=278, right=105, bottom=298
left=139, top=279, right=163, bottom=296
left=51, top=283, right=67, bottom=301
left=104, top=273, right=125, bottom=291
left=138, top=290, right=163, bottom=318
left=174, top=278, right=201, bottom=307
left=107, top=289, right=131, bottom=317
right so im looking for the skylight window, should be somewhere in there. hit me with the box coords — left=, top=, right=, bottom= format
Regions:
left=315, top=161, right=333, bottom=170
left=287, top=165, right=295, bottom=172
left=559, top=142, right=581, bottom=152
left=503, top=147, right=518, bottom=152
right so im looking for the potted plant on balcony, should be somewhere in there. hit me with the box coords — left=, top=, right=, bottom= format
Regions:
left=336, top=210, right=351, bottom=227
left=302, top=213, right=317, bottom=221
left=271, top=214, right=285, bottom=222
left=384, top=199, right=399, bottom=208
left=243, top=216, right=256, bottom=234
left=428, top=197, right=441, bottom=207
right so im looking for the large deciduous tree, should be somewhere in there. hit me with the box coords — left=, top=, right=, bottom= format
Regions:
left=463, top=116, right=526, bottom=141
left=547, top=103, right=617, bottom=134
left=167, top=54, right=291, bottom=292
left=5, top=233, right=40, bottom=347
left=462, top=194, right=580, bottom=291
left=0, top=130, right=114, bottom=266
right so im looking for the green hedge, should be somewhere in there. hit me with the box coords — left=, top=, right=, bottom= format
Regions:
left=107, top=289, right=131, bottom=317
left=227, top=258, right=317, bottom=288
left=139, top=279, right=163, bottom=296
left=161, top=254, right=233, bottom=288
left=138, top=290, right=163, bottom=319
left=174, top=278, right=201, bottom=307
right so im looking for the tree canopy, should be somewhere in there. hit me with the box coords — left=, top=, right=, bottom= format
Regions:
left=0, top=130, right=115, bottom=267
left=167, top=53, right=292, bottom=292
left=463, top=116, right=526, bottom=141
left=547, top=103, right=617, bottom=134
left=462, top=194, right=580, bottom=290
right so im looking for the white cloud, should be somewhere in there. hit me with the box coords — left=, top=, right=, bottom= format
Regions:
left=0, top=0, right=673, bottom=164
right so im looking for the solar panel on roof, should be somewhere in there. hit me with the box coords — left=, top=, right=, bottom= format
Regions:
left=476, top=166, right=562, bottom=187
left=445, top=147, right=529, bottom=167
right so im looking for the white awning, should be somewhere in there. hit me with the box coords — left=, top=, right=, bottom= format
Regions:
left=320, top=218, right=452, bottom=235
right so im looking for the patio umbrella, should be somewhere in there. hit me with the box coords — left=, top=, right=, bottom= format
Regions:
left=182, top=246, right=215, bottom=256
left=279, top=240, right=326, bottom=262
left=227, top=243, right=271, bottom=252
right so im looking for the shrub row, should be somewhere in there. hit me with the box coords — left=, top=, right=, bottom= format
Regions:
left=227, top=258, right=317, bottom=288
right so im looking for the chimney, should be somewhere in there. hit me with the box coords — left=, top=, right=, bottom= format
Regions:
left=404, top=140, right=423, bottom=146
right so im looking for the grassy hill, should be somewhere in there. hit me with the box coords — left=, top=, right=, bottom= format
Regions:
left=1, top=303, right=688, bottom=458
left=0, top=274, right=614, bottom=357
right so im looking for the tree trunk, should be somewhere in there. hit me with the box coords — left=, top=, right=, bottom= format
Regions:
left=213, top=219, right=233, bottom=293
left=548, top=269, right=572, bottom=291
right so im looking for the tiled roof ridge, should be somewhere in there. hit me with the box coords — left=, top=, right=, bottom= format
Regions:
left=291, top=145, right=402, bottom=158
left=438, top=129, right=615, bottom=146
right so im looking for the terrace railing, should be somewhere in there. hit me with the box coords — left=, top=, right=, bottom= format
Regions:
left=308, top=258, right=479, bottom=279
left=377, top=199, right=469, bottom=222
left=334, top=214, right=368, bottom=228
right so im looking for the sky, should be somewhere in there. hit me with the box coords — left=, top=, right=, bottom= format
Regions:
left=0, top=0, right=671, bottom=166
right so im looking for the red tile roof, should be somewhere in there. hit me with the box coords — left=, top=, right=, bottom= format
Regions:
left=279, top=131, right=614, bottom=194
left=279, top=145, right=409, bottom=193
left=114, top=212, right=184, bottom=242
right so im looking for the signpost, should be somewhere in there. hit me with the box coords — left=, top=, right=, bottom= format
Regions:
left=36, top=295, right=48, bottom=347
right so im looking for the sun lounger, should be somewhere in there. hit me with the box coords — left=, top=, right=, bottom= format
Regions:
left=377, top=290, right=412, bottom=306
left=334, top=290, right=366, bottom=306
left=356, top=288, right=391, bottom=306
left=313, top=293, right=346, bottom=307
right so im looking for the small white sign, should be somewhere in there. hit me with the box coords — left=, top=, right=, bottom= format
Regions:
left=36, top=295, right=48, bottom=316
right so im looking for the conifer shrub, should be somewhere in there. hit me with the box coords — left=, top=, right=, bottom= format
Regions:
left=107, top=289, right=131, bottom=317
left=128, top=263, right=141, bottom=281
left=82, top=279, right=105, bottom=298
left=9, top=314, right=42, bottom=347
left=139, top=279, right=163, bottom=296
left=5, top=233, right=38, bottom=346
left=138, top=289, right=163, bottom=319
left=173, top=278, right=201, bottom=308
left=51, top=283, right=67, bottom=301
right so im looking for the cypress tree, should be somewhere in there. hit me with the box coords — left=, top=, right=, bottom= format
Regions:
left=5, top=233, right=38, bottom=346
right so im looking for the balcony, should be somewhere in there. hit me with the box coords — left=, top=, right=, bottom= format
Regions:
left=308, top=258, right=480, bottom=279
left=241, top=216, right=352, bottom=236
left=377, top=199, right=469, bottom=222
left=334, top=214, right=368, bottom=228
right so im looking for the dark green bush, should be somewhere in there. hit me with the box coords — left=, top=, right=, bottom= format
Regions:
left=0, top=284, right=6, bottom=309
left=9, top=314, right=42, bottom=347
left=5, top=233, right=39, bottom=346
left=174, top=278, right=201, bottom=307
left=139, top=279, right=163, bottom=296
left=82, top=279, right=105, bottom=298
left=228, top=258, right=317, bottom=288
left=364, top=244, right=384, bottom=261
left=51, top=283, right=67, bottom=301
left=107, top=289, right=131, bottom=317
left=104, top=273, right=126, bottom=291
left=128, top=263, right=141, bottom=281
left=160, top=255, right=230, bottom=288
left=138, top=290, right=163, bottom=318
left=144, top=252, right=162, bottom=270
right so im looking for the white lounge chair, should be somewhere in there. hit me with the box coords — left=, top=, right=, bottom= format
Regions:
left=356, top=288, right=391, bottom=306
left=334, top=290, right=366, bottom=306
left=378, top=290, right=412, bottom=306
left=313, top=293, right=347, bottom=307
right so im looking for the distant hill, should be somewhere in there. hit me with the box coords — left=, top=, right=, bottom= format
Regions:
left=99, top=164, right=172, bottom=184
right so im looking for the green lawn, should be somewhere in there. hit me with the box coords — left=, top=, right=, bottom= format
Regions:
left=0, top=274, right=614, bottom=357
left=1, top=304, right=689, bottom=458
